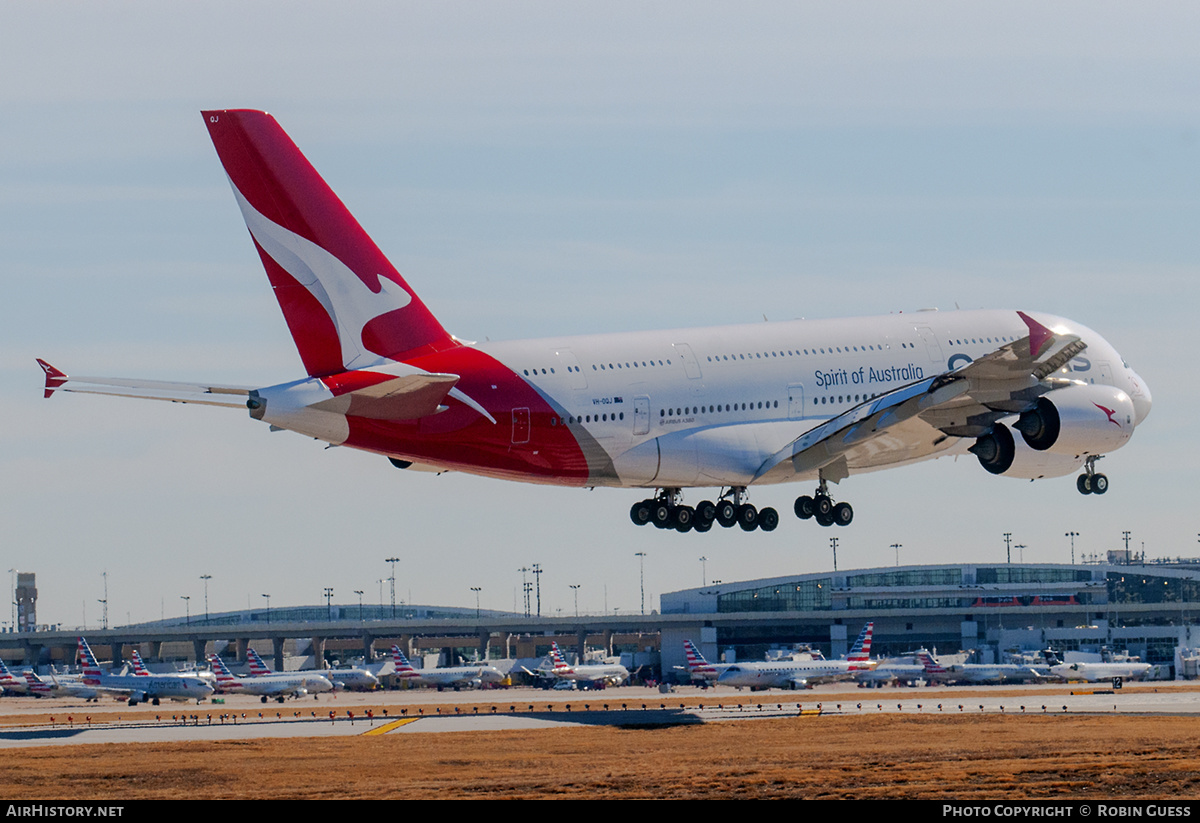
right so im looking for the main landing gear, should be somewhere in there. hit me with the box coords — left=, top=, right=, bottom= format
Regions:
left=630, top=487, right=779, bottom=533
left=1076, top=456, right=1109, bottom=495
left=793, top=478, right=853, bottom=527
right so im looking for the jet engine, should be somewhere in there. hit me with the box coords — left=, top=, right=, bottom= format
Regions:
left=971, top=383, right=1135, bottom=479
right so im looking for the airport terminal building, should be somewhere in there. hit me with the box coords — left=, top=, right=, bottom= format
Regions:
left=660, top=557, right=1200, bottom=676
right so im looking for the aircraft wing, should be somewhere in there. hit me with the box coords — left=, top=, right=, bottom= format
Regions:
left=753, top=312, right=1087, bottom=484
left=37, top=360, right=252, bottom=408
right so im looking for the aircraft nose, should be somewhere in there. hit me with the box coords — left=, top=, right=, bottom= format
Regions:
left=1129, top=370, right=1152, bottom=426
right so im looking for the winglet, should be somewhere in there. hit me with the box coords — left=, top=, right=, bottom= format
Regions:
left=37, top=359, right=67, bottom=399
left=1017, top=311, right=1054, bottom=359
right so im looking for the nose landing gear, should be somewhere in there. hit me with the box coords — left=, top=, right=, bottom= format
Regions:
left=1076, top=456, right=1108, bottom=495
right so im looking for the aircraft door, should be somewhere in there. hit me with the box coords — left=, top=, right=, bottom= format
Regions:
left=915, top=326, right=944, bottom=364
left=633, top=396, right=650, bottom=435
left=511, top=407, right=530, bottom=444
left=788, top=384, right=805, bottom=419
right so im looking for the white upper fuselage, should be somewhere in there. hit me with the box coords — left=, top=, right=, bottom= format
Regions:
left=717, top=658, right=861, bottom=690
left=473, top=308, right=1150, bottom=489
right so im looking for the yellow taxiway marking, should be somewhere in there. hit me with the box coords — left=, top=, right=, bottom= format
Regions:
left=363, top=718, right=420, bottom=736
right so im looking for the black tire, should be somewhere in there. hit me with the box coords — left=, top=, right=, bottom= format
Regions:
left=695, top=500, right=716, bottom=522
left=737, top=504, right=758, bottom=531
left=832, top=502, right=854, bottom=527
left=816, top=495, right=834, bottom=517
left=715, top=501, right=737, bottom=528
left=794, top=496, right=815, bottom=520
left=815, top=509, right=834, bottom=527
left=674, top=506, right=695, bottom=532
left=758, top=507, right=779, bottom=531
left=1092, top=474, right=1108, bottom=494
left=652, top=503, right=673, bottom=527
left=1077, top=474, right=1093, bottom=495
left=693, top=517, right=713, bottom=533
left=630, top=501, right=652, bottom=526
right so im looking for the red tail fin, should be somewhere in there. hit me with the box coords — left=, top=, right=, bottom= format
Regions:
left=202, top=110, right=454, bottom=377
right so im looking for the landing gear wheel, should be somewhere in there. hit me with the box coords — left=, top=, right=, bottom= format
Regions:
left=832, top=502, right=854, bottom=527
left=1077, top=474, right=1093, bottom=495
left=794, top=496, right=815, bottom=520
left=693, top=517, right=713, bottom=533
left=737, top=504, right=759, bottom=531
left=815, top=495, right=834, bottom=517
left=652, top=502, right=673, bottom=527
left=673, top=505, right=695, bottom=532
left=1092, top=474, right=1108, bottom=494
left=715, top=501, right=737, bottom=528
left=815, top=509, right=834, bottom=527
left=695, top=500, right=716, bottom=523
left=758, top=507, right=779, bottom=531
left=630, top=501, right=652, bottom=526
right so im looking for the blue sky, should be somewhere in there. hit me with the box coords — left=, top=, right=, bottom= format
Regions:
left=2, top=2, right=1197, bottom=628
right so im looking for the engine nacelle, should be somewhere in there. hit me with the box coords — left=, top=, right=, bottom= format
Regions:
left=1015, top=383, right=1135, bottom=457
left=997, top=432, right=1087, bottom=480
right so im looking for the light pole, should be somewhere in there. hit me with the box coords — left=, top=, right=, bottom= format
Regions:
left=635, top=552, right=647, bottom=615
left=829, top=537, right=838, bottom=571
left=518, top=567, right=531, bottom=617
left=324, top=587, right=334, bottom=621
left=532, top=564, right=543, bottom=618
left=1065, top=532, right=1079, bottom=565
left=891, top=543, right=902, bottom=566
left=385, top=557, right=399, bottom=617
left=470, top=587, right=482, bottom=619
left=1003, top=532, right=1013, bottom=564
left=261, top=593, right=271, bottom=624
left=180, top=595, right=190, bottom=626
left=354, top=590, right=364, bottom=622
left=699, top=556, right=708, bottom=587
left=570, top=584, right=581, bottom=617
left=200, top=574, right=212, bottom=625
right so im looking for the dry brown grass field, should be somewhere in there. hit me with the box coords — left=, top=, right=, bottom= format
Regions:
left=2, top=699, right=1200, bottom=799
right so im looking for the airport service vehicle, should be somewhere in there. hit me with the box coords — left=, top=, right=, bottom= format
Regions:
left=718, top=623, right=874, bottom=690
left=390, top=646, right=505, bottom=690
left=915, top=650, right=1044, bottom=685
left=37, top=109, right=1152, bottom=533
left=246, top=648, right=378, bottom=691
left=538, top=642, right=630, bottom=688
left=1044, top=650, right=1151, bottom=685
left=208, top=653, right=333, bottom=702
left=78, top=638, right=214, bottom=706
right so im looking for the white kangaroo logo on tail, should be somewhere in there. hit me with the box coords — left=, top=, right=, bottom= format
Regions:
left=231, top=183, right=411, bottom=370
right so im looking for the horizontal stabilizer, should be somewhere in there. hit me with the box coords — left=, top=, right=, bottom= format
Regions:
left=310, top=372, right=459, bottom=420
left=37, top=359, right=252, bottom=409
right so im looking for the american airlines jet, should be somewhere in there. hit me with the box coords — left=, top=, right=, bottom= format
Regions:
left=37, top=110, right=1152, bottom=532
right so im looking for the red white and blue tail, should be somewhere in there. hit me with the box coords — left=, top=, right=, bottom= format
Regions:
left=247, top=648, right=273, bottom=676
left=684, top=640, right=717, bottom=678
left=130, top=649, right=151, bottom=677
left=847, top=622, right=874, bottom=670
left=78, top=638, right=103, bottom=686
left=916, top=650, right=947, bottom=676
left=390, top=646, right=421, bottom=679
left=548, top=642, right=575, bottom=675
left=202, top=110, right=456, bottom=377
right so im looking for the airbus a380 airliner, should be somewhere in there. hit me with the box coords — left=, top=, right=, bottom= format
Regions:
left=38, top=110, right=1152, bottom=533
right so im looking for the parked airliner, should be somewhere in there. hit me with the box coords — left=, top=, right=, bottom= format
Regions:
left=78, top=638, right=213, bottom=705
left=718, top=623, right=875, bottom=690
left=37, top=110, right=1152, bottom=532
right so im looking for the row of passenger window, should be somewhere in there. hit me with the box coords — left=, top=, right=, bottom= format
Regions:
left=661, top=401, right=780, bottom=417
left=705, top=341, right=917, bottom=362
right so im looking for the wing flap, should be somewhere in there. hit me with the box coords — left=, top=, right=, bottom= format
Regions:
left=309, top=373, right=459, bottom=420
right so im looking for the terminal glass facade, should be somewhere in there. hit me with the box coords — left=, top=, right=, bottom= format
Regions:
left=718, top=578, right=832, bottom=613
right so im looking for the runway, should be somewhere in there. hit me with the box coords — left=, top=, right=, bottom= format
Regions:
left=2, top=681, right=1198, bottom=749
